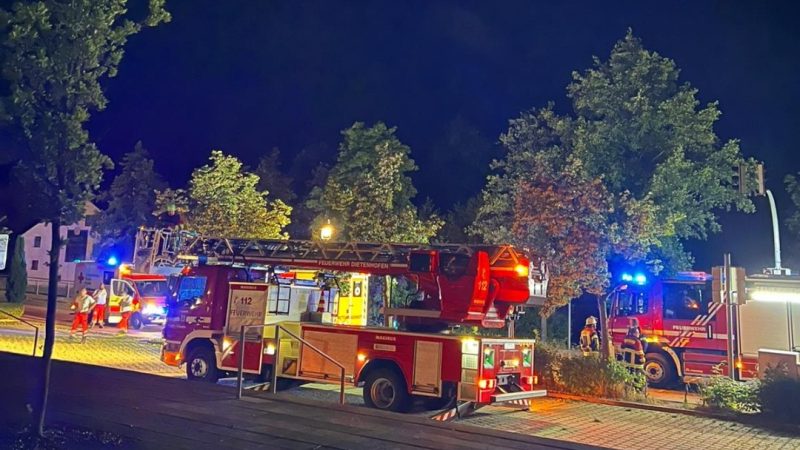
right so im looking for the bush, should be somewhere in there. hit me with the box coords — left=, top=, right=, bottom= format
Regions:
left=5, top=235, right=27, bottom=303
left=535, top=342, right=646, bottom=400
left=759, top=365, right=800, bottom=423
left=700, top=376, right=760, bottom=414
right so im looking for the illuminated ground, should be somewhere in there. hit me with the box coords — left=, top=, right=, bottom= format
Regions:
left=1, top=323, right=798, bottom=450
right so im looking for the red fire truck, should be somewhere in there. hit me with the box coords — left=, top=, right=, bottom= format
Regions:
left=161, top=237, right=548, bottom=413
left=609, top=270, right=800, bottom=387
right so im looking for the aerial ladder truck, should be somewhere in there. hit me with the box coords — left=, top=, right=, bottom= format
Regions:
left=154, top=230, right=549, bottom=415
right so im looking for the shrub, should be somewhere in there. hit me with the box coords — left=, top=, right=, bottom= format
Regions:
left=758, top=365, right=800, bottom=423
left=534, top=342, right=646, bottom=400
left=5, top=235, right=27, bottom=303
left=700, top=376, right=760, bottom=414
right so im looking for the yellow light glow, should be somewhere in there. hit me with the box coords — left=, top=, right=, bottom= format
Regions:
left=478, top=379, right=488, bottom=389
left=222, top=337, right=233, bottom=351
left=512, top=358, right=520, bottom=367
left=119, top=264, right=133, bottom=276
left=266, top=343, right=276, bottom=355
left=514, top=264, right=529, bottom=277
left=357, top=353, right=367, bottom=362
left=320, top=222, right=334, bottom=241
left=736, top=360, right=743, bottom=369
left=644, top=336, right=659, bottom=343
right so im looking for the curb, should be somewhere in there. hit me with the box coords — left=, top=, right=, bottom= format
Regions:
left=546, top=391, right=800, bottom=435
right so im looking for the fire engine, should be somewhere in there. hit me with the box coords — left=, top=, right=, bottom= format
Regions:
left=74, top=260, right=171, bottom=329
left=159, top=236, right=549, bottom=413
left=609, top=269, right=800, bottom=387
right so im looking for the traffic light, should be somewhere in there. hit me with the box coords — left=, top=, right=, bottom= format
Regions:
left=756, top=163, right=765, bottom=196
left=737, top=165, right=746, bottom=194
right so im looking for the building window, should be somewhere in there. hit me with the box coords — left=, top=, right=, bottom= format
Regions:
left=64, top=229, right=88, bottom=262
left=34, top=236, right=42, bottom=248
left=31, top=260, right=39, bottom=270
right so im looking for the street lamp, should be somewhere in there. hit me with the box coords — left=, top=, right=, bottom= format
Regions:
left=320, top=220, right=334, bottom=241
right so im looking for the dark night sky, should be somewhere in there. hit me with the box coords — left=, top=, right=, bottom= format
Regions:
left=85, top=0, right=800, bottom=273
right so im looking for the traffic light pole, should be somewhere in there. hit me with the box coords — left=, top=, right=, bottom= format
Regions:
left=766, top=189, right=784, bottom=273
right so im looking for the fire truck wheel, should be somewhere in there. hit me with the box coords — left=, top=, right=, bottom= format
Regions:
left=130, top=313, right=144, bottom=330
left=644, top=353, right=676, bottom=388
left=186, top=347, right=219, bottom=383
left=363, top=368, right=410, bottom=412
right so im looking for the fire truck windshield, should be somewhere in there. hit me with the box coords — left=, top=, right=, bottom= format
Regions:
left=135, top=280, right=169, bottom=297
left=663, top=282, right=711, bottom=320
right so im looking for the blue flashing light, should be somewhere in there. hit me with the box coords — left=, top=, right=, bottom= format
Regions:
left=634, top=273, right=647, bottom=285
left=107, top=256, right=119, bottom=266
left=621, top=273, right=633, bottom=282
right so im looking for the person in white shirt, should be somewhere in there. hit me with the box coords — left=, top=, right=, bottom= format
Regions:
left=92, top=284, right=108, bottom=328
left=69, top=288, right=96, bottom=341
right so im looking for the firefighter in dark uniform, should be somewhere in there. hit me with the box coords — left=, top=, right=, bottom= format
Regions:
left=620, top=326, right=646, bottom=371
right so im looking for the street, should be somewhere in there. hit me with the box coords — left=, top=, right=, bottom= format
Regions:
left=1, top=322, right=798, bottom=450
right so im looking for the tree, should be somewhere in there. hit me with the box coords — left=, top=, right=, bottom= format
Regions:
left=307, top=122, right=443, bottom=325
left=90, top=141, right=166, bottom=257
left=785, top=174, right=800, bottom=237
left=474, top=31, right=755, bottom=318
left=307, top=122, right=443, bottom=242
left=0, top=0, right=169, bottom=436
left=5, top=235, right=27, bottom=303
left=188, top=150, right=291, bottom=239
left=254, top=147, right=297, bottom=205
left=436, top=196, right=482, bottom=244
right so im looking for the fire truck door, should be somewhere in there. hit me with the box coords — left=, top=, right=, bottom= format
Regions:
left=109, top=279, right=135, bottom=319
left=412, top=341, right=442, bottom=396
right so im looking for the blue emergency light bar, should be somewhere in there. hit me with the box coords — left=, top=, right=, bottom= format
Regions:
left=621, top=272, right=647, bottom=285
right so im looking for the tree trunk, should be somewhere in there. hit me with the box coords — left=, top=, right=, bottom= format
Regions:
left=34, top=218, right=60, bottom=437
left=540, top=314, right=548, bottom=341
left=596, top=293, right=613, bottom=360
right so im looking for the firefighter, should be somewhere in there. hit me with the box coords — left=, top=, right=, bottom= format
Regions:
left=69, top=288, right=96, bottom=342
left=628, top=317, right=648, bottom=353
left=579, top=316, right=600, bottom=356
left=620, top=326, right=646, bottom=371
left=117, top=292, right=134, bottom=335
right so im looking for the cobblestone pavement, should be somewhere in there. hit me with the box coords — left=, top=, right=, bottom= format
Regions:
left=2, top=323, right=798, bottom=449
left=463, top=399, right=800, bottom=450
left=0, top=322, right=182, bottom=377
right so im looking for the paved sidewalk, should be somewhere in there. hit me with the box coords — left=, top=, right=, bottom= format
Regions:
left=463, top=399, right=800, bottom=450
left=0, top=353, right=595, bottom=450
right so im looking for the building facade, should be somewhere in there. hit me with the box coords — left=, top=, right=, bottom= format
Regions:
left=22, top=202, right=99, bottom=285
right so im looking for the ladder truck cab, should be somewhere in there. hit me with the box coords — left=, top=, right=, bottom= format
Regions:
left=161, top=237, right=548, bottom=413
left=609, top=270, right=800, bottom=387
left=74, top=260, right=171, bottom=329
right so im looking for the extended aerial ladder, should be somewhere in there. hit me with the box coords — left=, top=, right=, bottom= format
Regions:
left=134, top=227, right=548, bottom=329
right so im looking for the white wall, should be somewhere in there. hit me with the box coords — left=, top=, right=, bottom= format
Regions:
left=21, top=203, right=98, bottom=284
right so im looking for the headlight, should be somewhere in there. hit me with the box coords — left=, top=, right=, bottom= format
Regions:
left=142, top=304, right=165, bottom=316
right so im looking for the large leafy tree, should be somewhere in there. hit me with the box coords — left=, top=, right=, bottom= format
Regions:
left=474, top=32, right=754, bottom=318
left=90, top=141, right=166, bottom=256
left=307, top=122, right=443, bottom=243
left=254, top=147, right=297, bottom=205
left=0, top=0, right=169, bottom=435
left=189, top=150, right=291, bottom=239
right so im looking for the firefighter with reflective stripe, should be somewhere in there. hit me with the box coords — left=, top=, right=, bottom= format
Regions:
left=579, top=316, right=600, bottom=356
left=117, top=293, right=134, bottom=335
left=620, top=326, right=645, bottom=370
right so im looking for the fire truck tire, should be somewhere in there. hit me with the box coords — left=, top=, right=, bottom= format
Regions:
left=186, top=347, right=219, bottom=383
left=130, top=312, right=144, bottom=330
left=363, top=368, right=411, bottom=412
left=645, top=353, right=676, bottom=388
